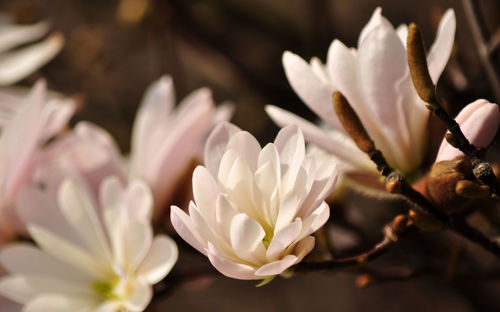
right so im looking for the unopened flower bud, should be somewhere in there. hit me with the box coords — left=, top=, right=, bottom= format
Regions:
left=436, top=99, right=500, bottom=162
left=407, top=23, right=437, bottom=106
left=333, top=92, right=374, bottom=153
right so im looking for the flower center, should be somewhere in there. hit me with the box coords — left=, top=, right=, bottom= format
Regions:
left=92, top=278, right=120, bottom=300
left=262, top=231, right=273, bottom=249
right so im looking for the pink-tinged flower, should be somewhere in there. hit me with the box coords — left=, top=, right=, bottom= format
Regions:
left=0, top=80, right=74, bottom=239
left=34, top=121, right=126, bottom=199
left=171, top=123, right=337, bottom=281
left=0, top=177, right=178, bottom=311
left=267, top=8, right=456, bottom=176
left=0, top=19, right=64, bottom=85
left=130, top=75, right=233, bottom=221
left=436, top=99, right=500, bottom=162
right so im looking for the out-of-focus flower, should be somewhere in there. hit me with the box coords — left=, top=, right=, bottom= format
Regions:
left=130, top=75, right=233, bottom=221
left=267, top=8, right=456, bottom=176
left=34, top=121, right=126, bottom=199
left=0, top=80, right=74, bottom=240
left=0, top=18, right=64, bottom=85
left=0, top=177, right=178, bottom=311
left=171, top=123, right=337, bottom=281
left=435, top=99, right=500, bottom=162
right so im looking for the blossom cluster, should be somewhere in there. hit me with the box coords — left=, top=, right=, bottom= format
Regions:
left=0, top=5, right=498, bottom=312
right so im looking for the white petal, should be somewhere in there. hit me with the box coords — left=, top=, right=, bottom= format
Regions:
left=357, top=7, right=387, bottom=47
left=138, top=235, right=178, bottom=284
left=27, top=225, right=105, bottom=279
left=265, top=105, right=374, bottom=172
left=254, top=254, right=297, bottom=277
left=282, top=51, right=342, bottom=130
left=226, top=131, right=261, bottom=172
left=131, top=76, right=174, bottom=168
left=0, top=275, right=93, bottom=305
left=124, top=221, right=153, bottom=272
left=292, top=235, right=316, bottom=261
left=215, top=194, right=238, bottom=242
left=298, top=202, right=330, bottom=240
left=0, top=243, right=90, bottom=282
left=23, top=294, right=93, bottom=312
left=170, top=205, right=207, bottom=255
left=357, top=22, right=411, bottom=171
left=206, top=243, right=257, bottom=280
left=192, top=166, right=219, bottom=224
left=427, top=9, right=456, bottom=84
left=58, top=179, right=111, bottom=261
left=229, top=213, right=266, bottom=264
left=0, top=21, right=49, bottom=53
left=0, top=32, right=64, bottom=85
left=125, top=179, right=153, bottom=222
left=204, top=122, right=241, bottom=176
left=274, top=125, right=305, bottom=191
left=266, top=218, right=302, bottom=261
left=123, top=280, right=152, bottom=311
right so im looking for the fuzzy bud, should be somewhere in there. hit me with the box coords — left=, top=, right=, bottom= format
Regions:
left=407, top=23, right=437, bottom=106
left=333, top=92, right=374, bottom=153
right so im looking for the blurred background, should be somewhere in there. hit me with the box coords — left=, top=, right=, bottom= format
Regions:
left=1, top=0, right=500, bottom=311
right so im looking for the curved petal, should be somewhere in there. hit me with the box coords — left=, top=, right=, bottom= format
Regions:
left=226, top=131, right=261, bottom=172
left=266, top=218, right=302, bottom=261
left=204, top=122, right=241, bottom=176
left=254, top=254, right=297, bottom=277
left=0, top=243, right=90, bottom=282
left=0, top=32, right=64, bottom=86
left=427, top=9, right=456, bottom=84
left=170, top=205, right=207, bottom=255
left=58, top=179, right=111, bottom=261
left=137, top=235, right=178, bottom=284
left=206, top=243, right=257, bottom=280
left=0, top=21, right=49, bottom=53
left=130, top=75, right=174, bottom=178
left=229, top=213, right=266, bottom=264
left=282, top=51, right=342, bottom=130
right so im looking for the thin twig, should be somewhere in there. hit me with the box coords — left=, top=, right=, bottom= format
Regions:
left=462, top=0, right=500, bottom=102
left=296, top=223, right=404, bottom=273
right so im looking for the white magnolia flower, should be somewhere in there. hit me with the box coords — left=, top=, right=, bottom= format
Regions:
left=0, top=18, right=64, bottom=85
left=171, top=123, right=337, bottom=281
left=436, top=99, right=500, bottom=162
left=130, top=75, right=233, bottom=220
left=267, top=8, right=456, bottom=176
left=0, top=177, right=178, bottom=311
left=0, top=80, right=74, bottom=240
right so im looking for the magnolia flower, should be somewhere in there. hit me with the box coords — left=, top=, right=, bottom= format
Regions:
left=0, top=18, right=64, bottom=85
left=171, top=123, right=337, bottom=281
left=0, top=177, right=178, bottom=311
left=34, top=121, right=126, bottom=199
left=130, top=75, right=233, bottom=220
left=0, top=80, right=74, bottom=239
left=267, top=8, right=456, bottom=176
left=436, top=99, right=500, bottom=162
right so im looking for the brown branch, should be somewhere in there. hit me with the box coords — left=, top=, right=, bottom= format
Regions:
left=296, top=222, right=407, bottom=273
